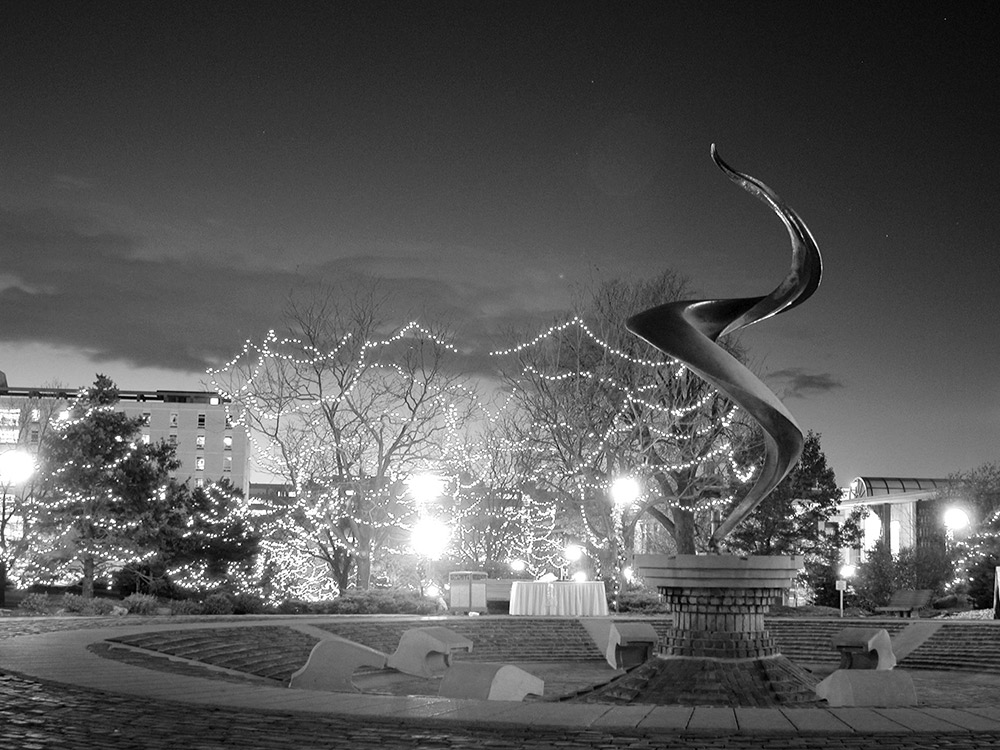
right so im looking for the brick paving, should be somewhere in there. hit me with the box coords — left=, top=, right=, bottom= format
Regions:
left=3, top=615, right=1000, bottom=749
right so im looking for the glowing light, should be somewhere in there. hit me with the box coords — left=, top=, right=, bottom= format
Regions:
left=510, top=559, right=527, bottom=572
left=563, top=544, right=584, bottom=562
left=425, top=583, right=441, bottom=598
left=0, top=449, right=35, bottom=485
left=839, top=564, right=856, bottom=578
left=411, top=517, right=451, bottom=560
left=610, top=476, right=641, bottom=508
left=571, top=570, right=589, bottom=582
left=407, top=474, right=447, bottom=504
left=944, top=507, right=970, bottom=532
left=623, top=566, right=634, bottom=583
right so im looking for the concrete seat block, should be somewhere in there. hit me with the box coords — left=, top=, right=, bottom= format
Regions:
left=438, top=661, right=544, bottom=701
left=289, top=638, right=387, bottom=692
left=386, top=626, right=474, bottom=678
left=816, top=669, right=917, bottom=707
left=606, top=622, right=658, bottom=668
left=831, top=627, right=896, bottom=670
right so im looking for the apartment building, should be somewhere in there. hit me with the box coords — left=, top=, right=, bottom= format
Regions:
left=0, top=380, right=249, bottom=495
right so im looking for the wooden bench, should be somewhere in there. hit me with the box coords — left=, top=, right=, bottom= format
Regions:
left=874, top=589, right=932, bottom=618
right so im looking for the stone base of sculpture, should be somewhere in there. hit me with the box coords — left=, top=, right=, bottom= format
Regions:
left=576, top=555, right=819, bottom=706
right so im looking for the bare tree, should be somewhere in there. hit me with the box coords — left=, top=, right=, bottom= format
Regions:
left=211, top=286, right=474, bottom=593
left=442, top=414, right=563, bottom=577
left=499, top=272, right=754, bottom=582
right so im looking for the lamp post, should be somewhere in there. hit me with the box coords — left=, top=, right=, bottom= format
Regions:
left=0, top=449, right=35, bottom=608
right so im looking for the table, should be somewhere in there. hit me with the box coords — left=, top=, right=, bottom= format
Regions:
left=508, top=581, right=608, bottom=616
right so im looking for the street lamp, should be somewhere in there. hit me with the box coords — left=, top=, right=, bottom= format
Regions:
left=411, top=516, right=450, bottom=561
left=407, top=473, right=446, bottom=506
left=0, top=449, right=35, bottom=608
left=610, top=476, right=641, bottom=508
left=0, top=450, right=34, bottom=486
left=943, top=507, right=970, bottom=535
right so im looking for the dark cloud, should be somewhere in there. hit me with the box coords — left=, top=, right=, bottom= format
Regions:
left=767, top=367, right=844, bottom=399
left=0, top=208, right=571, bottom=380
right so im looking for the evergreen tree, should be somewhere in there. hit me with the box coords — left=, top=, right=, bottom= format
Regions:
left=725, top=431, right=842, bottom=556
left=724, top=431, right=862, bottom=605
left=117, top=479, right=260, bottom=597
left=33, top=375, right=179, bottom=597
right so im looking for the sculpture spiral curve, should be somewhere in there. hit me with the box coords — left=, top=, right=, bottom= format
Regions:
left=626, top=145, right=822, bottom=547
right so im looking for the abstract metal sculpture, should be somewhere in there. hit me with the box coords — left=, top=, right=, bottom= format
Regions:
left=626, top=145, right=822, bottom=548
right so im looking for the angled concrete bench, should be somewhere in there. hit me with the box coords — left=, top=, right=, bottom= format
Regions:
left=816, top=669, right=917, bottom=707
left=818, top=627, right=915, bottom=706
left=831, top=627, right=896, bottom=670
left=874, top=589, right=932, bottom=618
left=438, top=662, right=544, bottom=701
left=605, top=622, right=658, bottom=669
left=288, top=637, right=387, bottom=692
left=386, top=626, right=473, bottom=678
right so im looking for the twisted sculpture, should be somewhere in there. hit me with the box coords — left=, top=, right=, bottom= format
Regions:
left=626, top=145, right=822, bottom=548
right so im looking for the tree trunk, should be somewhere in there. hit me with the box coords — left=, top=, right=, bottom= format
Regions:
left=82, top=556, right=95, bottom=599
left=673, top=508, right=697, bottom=554
left=355, top=554, right=371, bottom=590
left=0, top=558, right=7, bottom=608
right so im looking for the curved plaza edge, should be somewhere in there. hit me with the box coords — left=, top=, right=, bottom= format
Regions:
left=3, top=614, right=1000, bottom=750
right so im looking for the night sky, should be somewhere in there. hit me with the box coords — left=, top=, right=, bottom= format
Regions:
left=2, top=2, right=997, bottom=485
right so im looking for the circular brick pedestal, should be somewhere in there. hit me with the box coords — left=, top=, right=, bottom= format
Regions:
left=578, top=555, right=820, bottom=706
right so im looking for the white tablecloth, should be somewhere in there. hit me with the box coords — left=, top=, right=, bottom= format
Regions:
left=508, top=581, right=608, bottom=616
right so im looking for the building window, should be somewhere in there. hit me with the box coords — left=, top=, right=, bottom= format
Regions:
left=142, top=433, right=150, bottom=444
left=0, top=408, right=19, bottom=444
left=169, top=413, right=178, bottom=428
left=30, top=408, right=40, bottom=422
left=168, top=435, right=177, bottom=446
left=196, top=457, right=205, bottom=471
left=195, top=478, right=204, bottom=488
left=223, top=435, right=232, bottom=450
left=141, top=412, right=151, bottom=426
left=197, top=413, right=206, bottom=428
left=196, top=435, right=205, bottom=449
left=225, top=413, right=233, bottom=429
left=30, top=427, right=39, bottom=445
left=223, top=456, right=232, bottom=473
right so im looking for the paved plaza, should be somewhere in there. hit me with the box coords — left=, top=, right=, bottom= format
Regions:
left=2, top=615, right=1000, bottom=749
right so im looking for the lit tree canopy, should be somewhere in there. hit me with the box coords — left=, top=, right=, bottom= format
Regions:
left=211, top=286, right=475, bottom=594
left=33, top=375, right=180, bottom=597
left=497, top=272, right=755, bottom=578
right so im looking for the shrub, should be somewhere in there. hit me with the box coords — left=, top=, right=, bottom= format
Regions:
left=61, top=593, right=89, bottom=613
left=276, top=599, right=312, bottom=615
left=853, top=540, right=898, bottom=610
left=201, top=592, right=235, bottom=615
left=122, top=593, right=160, bottom=615
left=325, top=589, right=438, bottom=615
left=613, top=589, right=669, bottom=614
left=231, top=592, right=264, bottom=615
left=170, top=599, right=203, bottom=616
left=17, top=592, right=51, bottom=615
left=90, top=598, right=120, bottom=615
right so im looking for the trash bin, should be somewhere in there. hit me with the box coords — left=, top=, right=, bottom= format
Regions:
left=449, top=571, right=487, bottom=613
